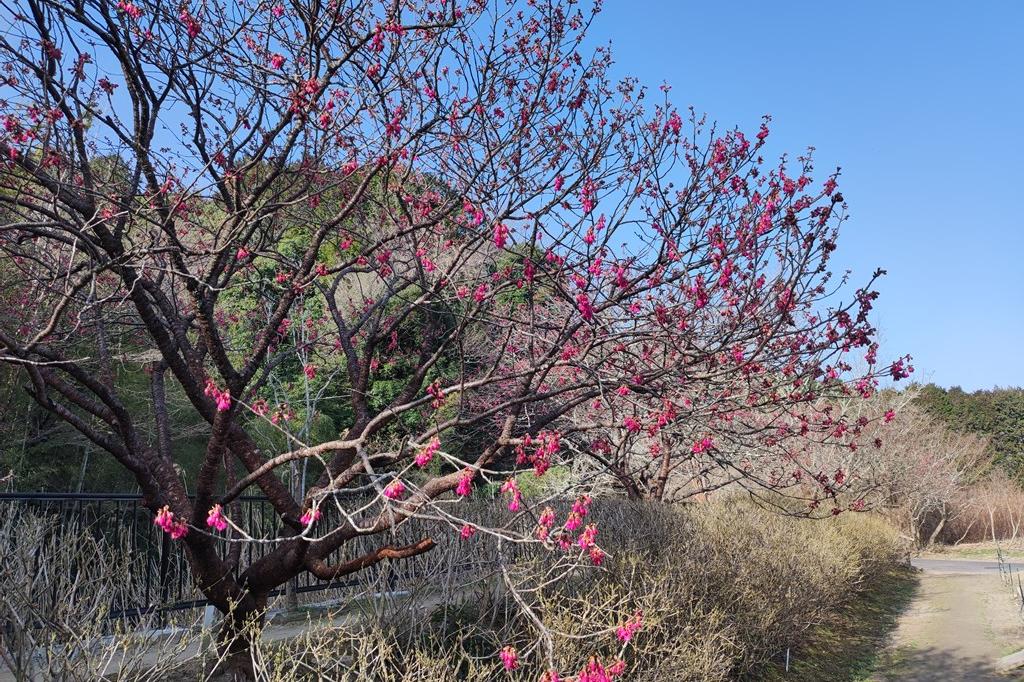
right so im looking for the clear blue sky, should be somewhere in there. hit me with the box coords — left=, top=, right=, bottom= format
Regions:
left=590, top=1, right=1023, bottom=391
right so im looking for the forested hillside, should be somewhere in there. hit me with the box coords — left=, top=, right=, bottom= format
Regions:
left=916, top=384, right=1024, bottom=479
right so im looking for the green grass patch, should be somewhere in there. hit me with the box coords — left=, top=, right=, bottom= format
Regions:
left=760, top=566, right=919, bottom=682
left=920, top=543, right=1024, bottom=561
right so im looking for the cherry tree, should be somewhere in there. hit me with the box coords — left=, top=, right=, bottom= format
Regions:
left=0, top=0, right=910, bottom=675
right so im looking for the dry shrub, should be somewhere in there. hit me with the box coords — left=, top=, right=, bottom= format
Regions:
left=937, top=472, right=1024, bottom=545
left=527, top=499, right=906, bottom=680
left=241, top=498, right=906, bottom=681
left=2, top=500, right=906, bottom=681
left=0, top=510, right=197, bottom=680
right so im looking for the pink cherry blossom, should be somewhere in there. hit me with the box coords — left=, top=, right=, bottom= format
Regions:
left=455, top=469, right=474, bottom=497
left=179, top=8, right=201, bottom=39
left=500, top=478, right=522, bottom=512
left=116, top=0, right=142, bottom=19
left=206, top=504, right=228, bottom=532
left=615, top=612, right=643, bottom=643
left=383, top=479, right=406, bottom=500
left=576, top=293, right=595, bottom=321
left=577, top=523, right=598, bottom=550
left=691, top=437, right=714, bottom=454
left=203, top=379, right=231, bottom=412
left=493, top=223, right=509, bottom=248
left=415, top=438, right=440, bottom=467
left=154, top=506, right=189, bottom=539
left=499, top=646, right=518, bottom=671
left=300, top=507, right=322, bottom=527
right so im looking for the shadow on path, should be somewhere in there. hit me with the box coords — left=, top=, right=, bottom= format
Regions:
left=874, top=645, right=1009, bottom=682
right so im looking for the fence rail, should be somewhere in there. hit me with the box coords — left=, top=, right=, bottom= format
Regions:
left=0, top=492, right=441, bottom=623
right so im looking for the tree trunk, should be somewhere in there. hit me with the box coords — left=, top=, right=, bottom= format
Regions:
left=216, top=593, right=269, bottom=681
left=927, top=504, right=947, bottom=547
left=954, top=516, right=977, bottom=545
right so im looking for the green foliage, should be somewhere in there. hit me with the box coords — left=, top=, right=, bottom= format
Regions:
left=491, top=243, right=553, bottom=307
left=0, top=361, right=210, bottom=492
left=479, top=466, right=571, bottom=500
left=915, top=383, right=1024, bottom=479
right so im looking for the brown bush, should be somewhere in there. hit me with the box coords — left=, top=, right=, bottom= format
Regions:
left=2, top=500, right=906, bottom=681
left=933, top=473, right=1024, bottom=545
left=237, top=499, right=906, bottom=681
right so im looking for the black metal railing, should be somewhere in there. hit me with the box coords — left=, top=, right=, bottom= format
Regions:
left=0, top=492, right=440, bottom=622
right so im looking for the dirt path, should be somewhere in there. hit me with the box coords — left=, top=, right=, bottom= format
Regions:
left=872, top=567, right=1024, bottom=681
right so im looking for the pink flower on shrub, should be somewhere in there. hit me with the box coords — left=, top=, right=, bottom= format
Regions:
left=269, top=53, right=286, bottom=69
left=884, top=409, right=896, bottom=423
left=499, top=646, right=519, bottom=671
left=459, top=524, right=475, bottom=540
left=206, top=504, right=228, bottom=532
left=623, top=416, right=641, bottom=433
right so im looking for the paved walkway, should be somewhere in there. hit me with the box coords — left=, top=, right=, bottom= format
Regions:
left=912, top=557, right=1024, bottom=574
left=873, top=559, right=1024, bottom=681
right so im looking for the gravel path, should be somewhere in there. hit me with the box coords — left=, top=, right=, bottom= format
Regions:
left=872, top=560, right=1024, bottom=681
